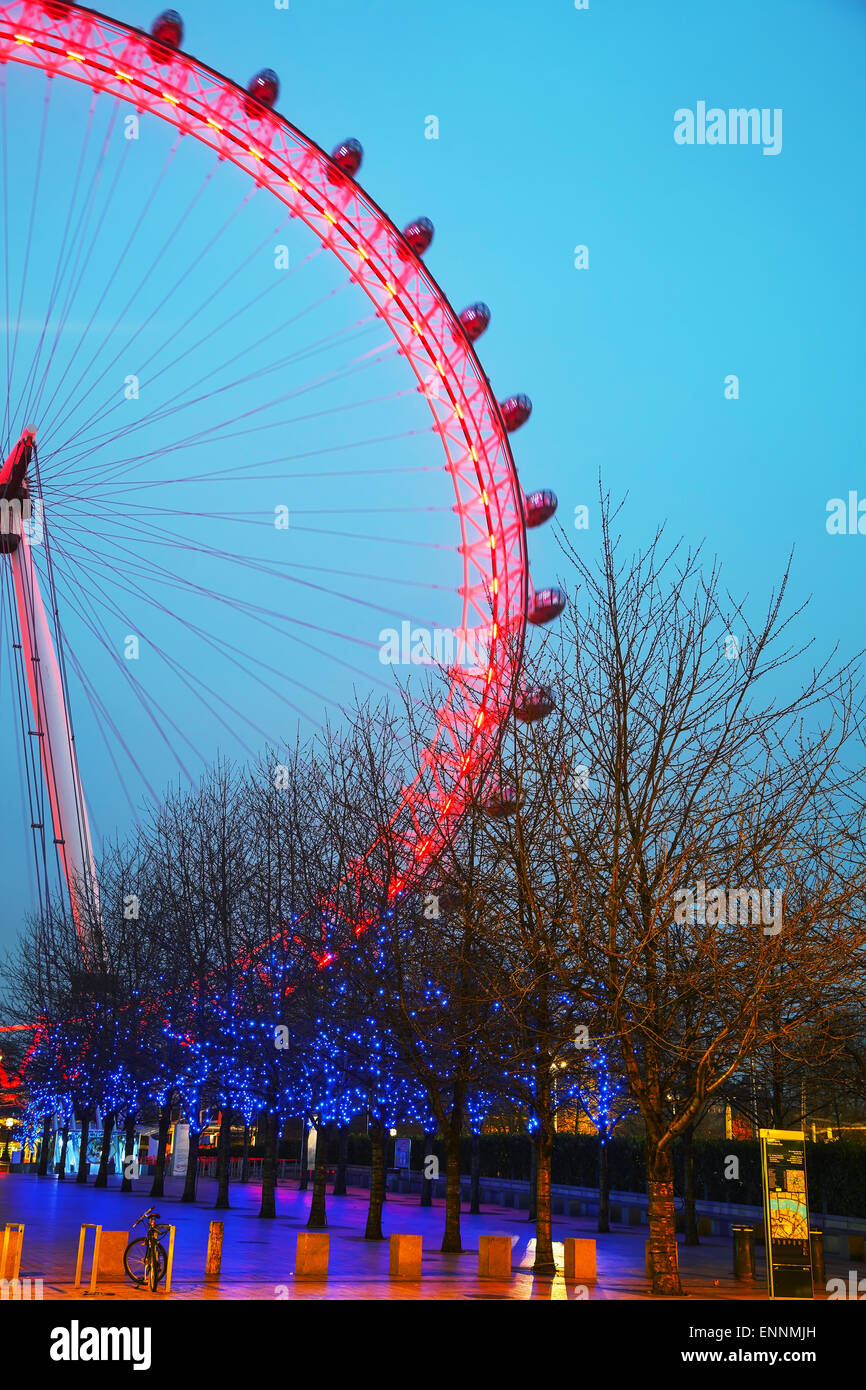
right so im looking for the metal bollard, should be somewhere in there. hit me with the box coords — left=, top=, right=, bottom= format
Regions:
left=809, top=1229, right=825, bottom=1287
left=732, top=1224, right=756, bottom=1280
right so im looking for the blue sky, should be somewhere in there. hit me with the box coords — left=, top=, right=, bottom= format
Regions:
left=1, top=0, right=865, bottom=947
left=161, top=0, right=866, bottom=634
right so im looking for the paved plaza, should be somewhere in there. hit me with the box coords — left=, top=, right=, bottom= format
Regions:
left=1, top=1173, right=860, bottom=1301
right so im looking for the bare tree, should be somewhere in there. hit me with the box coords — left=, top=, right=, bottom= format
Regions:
left=543, top=497, right=866, bottom=1292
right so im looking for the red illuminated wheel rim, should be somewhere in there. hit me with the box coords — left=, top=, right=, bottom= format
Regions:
left=0, top=1, right=531, bottom=925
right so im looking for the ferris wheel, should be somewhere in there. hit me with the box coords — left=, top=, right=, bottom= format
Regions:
left=0, top=2, right=563, bottom=978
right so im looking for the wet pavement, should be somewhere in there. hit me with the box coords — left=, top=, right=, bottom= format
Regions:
left=0, top=1171, right=858, bottom=1301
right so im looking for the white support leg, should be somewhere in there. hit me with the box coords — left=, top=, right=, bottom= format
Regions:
left=9, top=527, right=104, bottom=965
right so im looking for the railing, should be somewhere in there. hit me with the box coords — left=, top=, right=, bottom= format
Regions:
left=193, top=1156, right=301, bottom=1181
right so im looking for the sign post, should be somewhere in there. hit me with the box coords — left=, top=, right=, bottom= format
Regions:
left=759, top=1128, right=813, bottom=1299
left=170, top=1123, right=189, bottom=1178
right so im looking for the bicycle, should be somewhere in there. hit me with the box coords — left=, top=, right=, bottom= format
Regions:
left=124, top=1207, right=170, bottom=1291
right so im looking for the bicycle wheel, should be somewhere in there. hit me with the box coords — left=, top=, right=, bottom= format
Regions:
left=124, top=1235, right=166, bottom=1287
left=123, top=1236, right=149, bottom=1285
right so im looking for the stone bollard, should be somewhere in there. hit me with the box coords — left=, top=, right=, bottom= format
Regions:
left=295, top=1232, right=329, bottom=1280
left=97, top=1232, right=129, bottom=1284
left=0, top=1224, right=23, bottom=1282
left=389, top=1233, right=422, bottom=1279
left=563, top=1237, right=596, bottom=1283
left=205, top=1222, right=223, bottom=1279
left=478, top=1236, right=512, bottom=1279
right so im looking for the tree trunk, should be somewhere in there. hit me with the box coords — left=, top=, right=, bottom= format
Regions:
left=240, top=1122, right=252, bottom=1183
left=469, top=1131, right=481, bottom=1215
left=597, top=1134, right=610, bottom=1233
left=307, top=1120, right=331, bottom=1228
left=121, top=1113, right=136, bottom=1192
left=76, top=1113, right=91, bottom=1184
left=333, top=1125, right=348, bottom=1196
left=94, top=1111, right=115, bottom=1188
left=647, top=1143, right=683, bottom=1295
left=365, top=1119, right=386, bottom=1240
left=527, top=1138, right=538, bottom=1221
left=534, top=1125, right=556, bottom=1275
left=37, top=1114, right=52, bottom=1177
left=298, top=1125, right=310, bottom=1191
left=214, top=1107, right=232, bottom=1209
left=149, top=1103, right=172, bottom=1199
left=58, top=1120, right=70, bottom=1180
left=441, top=1111, right=463, bottom=1253
left=181, top=1122, right=202, bottom=1203
left=259, top=1112, right=278, bottom=1218
left=683, top=1125, right=699, bottom=1246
